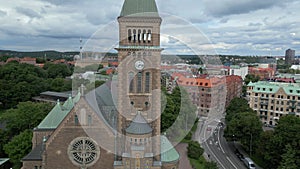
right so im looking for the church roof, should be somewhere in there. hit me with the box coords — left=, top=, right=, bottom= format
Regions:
left=37, top=101, right=69, bottom=130
left=161, top=136, right=180, bottom=163
left=120, top=0, right=159, bottom=17
left=37, top=91, right=81, bottom=130
left=62, top=95, right=74, bottom=110
left=125, top=112, right=153, bottom=135
left=22, top=144, right=43, bottom=161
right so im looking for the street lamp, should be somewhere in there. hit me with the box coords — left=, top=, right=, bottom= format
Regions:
left=250, top=133, right=253, bottom=157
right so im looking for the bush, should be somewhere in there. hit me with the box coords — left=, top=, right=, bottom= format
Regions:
left=187, top=141, right=204, bottom=159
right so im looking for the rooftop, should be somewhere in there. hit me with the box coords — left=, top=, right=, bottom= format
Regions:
left=120, top=0, right=159, bottom=17
left=161, top=136, right=180, bottom=163
left=125, top=112, right=153, bottom=135
left=249, top=81, right=300, bottom=96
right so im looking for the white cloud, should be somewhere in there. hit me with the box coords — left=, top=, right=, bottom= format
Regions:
left=0, top=0, right=299, bottom=55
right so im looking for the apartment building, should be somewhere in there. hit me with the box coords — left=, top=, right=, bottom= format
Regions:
left=247, top=81, right=300, bottom=126
left=173, top=73, right=242, bottom=117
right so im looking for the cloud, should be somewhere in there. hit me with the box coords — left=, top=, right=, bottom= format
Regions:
left=15, top=7, right=42, bottom=18
left=0, top=9, right=7, bottom=16
left=203, top=0, right=283, bottom=17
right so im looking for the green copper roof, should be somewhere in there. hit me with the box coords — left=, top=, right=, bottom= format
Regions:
left=126, top=112, right=153, bottom=135
left=73, top=91, right=81, bottom=103
left=161, top=136, right=180, bottom=163
left=249, top=81, right=300, bottom=96
left=120, top=0, right=159, bottom=17
left=37, top=90, right=81, bottom=130
left=37, top=101, right=69, bottom=129
left=62, top=95, right=74, bottom=110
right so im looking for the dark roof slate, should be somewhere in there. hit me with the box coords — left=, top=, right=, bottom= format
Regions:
left=125, top=112, right=153, bottom=135
left=22, top=144, right=43, bottom=161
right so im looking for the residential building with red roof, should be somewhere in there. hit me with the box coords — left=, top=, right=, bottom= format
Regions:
left=172, top=72, right=242, bottom=116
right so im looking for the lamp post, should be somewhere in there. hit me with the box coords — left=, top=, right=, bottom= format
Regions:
left=250, top=133, right=253, bottom=157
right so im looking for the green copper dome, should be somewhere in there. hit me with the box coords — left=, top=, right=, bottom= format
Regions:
left=120, top=0, right=159, bottom=17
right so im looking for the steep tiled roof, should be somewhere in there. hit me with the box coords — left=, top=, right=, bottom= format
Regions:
left=120, top=0, right=159, bottom=17
left=161, top=136, right=180, bottom=163
left=125, top=112, right=153, bottom=135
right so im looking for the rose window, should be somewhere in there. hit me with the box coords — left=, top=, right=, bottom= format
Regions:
left=68, top=137, right=100, bottom=167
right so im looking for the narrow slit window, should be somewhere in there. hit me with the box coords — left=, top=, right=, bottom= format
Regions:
left=75, top=115, right=79, bottom=125
left=137, top=72, right=143, bottom=93
left=133, top=29, right=136, bottom=43
left=129, top=72, right=134, bottom=93
left=145, top=72, right=150, bottom=93
left=128, top=29, right=132, bottom=42
left=143, top=30, right=147, bottom=43
left=148, top=30, right=152, bottom=42
left=88, top=115, right=92, bottom=126
left=138, top=29, right=142, bottom=43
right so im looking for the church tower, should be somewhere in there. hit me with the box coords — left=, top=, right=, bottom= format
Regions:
left=115, top=0, right=163, bottom=168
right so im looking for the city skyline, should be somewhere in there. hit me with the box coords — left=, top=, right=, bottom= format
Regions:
left=0, top=0, right=299, bottom=56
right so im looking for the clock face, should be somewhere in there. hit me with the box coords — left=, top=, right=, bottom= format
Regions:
left=135, top=60, right=144, bottom=70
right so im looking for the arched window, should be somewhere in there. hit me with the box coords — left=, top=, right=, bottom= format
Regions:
left=145, top=72, right=150, bottom=93
left=129, top=72, right=134, bottom=93
left=147, top=30, right=152, bottom=42
left=75, top=115, right=79, bottom=126
left=137, top=72, right=142, bottom=93
left=143, top=29, right=147, bottom=43
left=133, top=29, right=136, bottom=43
left=138, top=29, right=141, bottom=43
left=128, top=29, right=132, bottom=42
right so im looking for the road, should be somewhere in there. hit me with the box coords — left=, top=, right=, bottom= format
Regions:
left=195, top=118, right=247, bottom=169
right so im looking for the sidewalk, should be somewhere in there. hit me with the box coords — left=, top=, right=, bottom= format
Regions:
left=175, top=143, right=193, bottom=169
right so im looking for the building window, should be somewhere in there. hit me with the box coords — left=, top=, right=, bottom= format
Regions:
left=129, top=72, right=134, bottom=93
left=133, top=29, right=137, bottom=43
left=128, top=29, right=132, bottom=42
left=148, top=30, right=152, bottom=42
left=88, top=115, right=92, bottom=126
left=75, top=115, right=79, bottom=125
left=68, top=137, right=100, bottom=167
left=138, top=29, right=141, bottom=43
left=145, top=72, right=150, bottom=93
left=137, top=72, right=142, bottom=93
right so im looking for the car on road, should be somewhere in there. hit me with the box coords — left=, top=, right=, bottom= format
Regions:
left=242, top=157, right=256, bottom=169
left=234, top=149, right=244, bottom=160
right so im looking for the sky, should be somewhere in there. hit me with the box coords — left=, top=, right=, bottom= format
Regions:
left=0, top=0, right=299, bottom=56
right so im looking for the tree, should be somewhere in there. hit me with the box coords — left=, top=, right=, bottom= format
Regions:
left=3, top=129, right=32, bottom=169
left=263, top=116, right=300, bottom=168
left=204, top=161, right=218, bottom=169
left=0, top=102, right=53, bottom=136
left=43, top=62, right=71, bottom=78
left=187, top=141, right=204, bottom=159
left=225, top=111, right=263, bottom=152
left=225, top=97, right=253, bottom=124
left=0, top=62, right=51, bottom=109
left=244, top=74, right=260, bottom=85
left=278, top=144, right=298, bottom=169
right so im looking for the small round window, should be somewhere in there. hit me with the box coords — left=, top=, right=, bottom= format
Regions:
left=68, top=137, right=100, bottom=167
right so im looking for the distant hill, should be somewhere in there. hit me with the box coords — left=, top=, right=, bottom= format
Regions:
left=0, top=50, right=79, bottom=60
